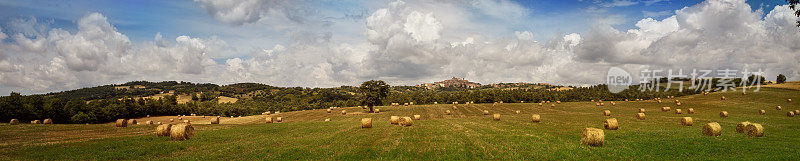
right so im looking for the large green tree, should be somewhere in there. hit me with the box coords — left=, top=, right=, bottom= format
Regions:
left=359, top=80, right=389, bottom=113
left=777, top=74, right=787, bottom=84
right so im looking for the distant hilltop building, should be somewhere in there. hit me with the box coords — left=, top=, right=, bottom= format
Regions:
left=417, top=77, right=481, bottom=89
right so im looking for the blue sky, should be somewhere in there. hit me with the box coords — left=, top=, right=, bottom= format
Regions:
left=0, top=0, right=798, bottom=95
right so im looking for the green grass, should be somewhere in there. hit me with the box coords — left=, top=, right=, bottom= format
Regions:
left=2, top=87, right=799, bottom=160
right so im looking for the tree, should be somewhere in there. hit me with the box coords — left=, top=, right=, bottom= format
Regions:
left=788, top=0, right=799, bottom=28
left=777, top=74, right=787, bottom=84
left=359, top=80, right=389, bottom=113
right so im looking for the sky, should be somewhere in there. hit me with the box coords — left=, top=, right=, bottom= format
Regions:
left=0, top=0, right=798, bottom=95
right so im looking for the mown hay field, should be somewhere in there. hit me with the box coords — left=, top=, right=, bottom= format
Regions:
left=1, top=87, right=799, bottom=160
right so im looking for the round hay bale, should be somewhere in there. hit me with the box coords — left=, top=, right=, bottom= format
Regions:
left=759, top=110, right=766, bottom=115
left=361, top=118, right=372, bottom=128
left=169, top=119, right=174, bottom=122
left=169, top=123, right=194, bottom=141
left=795, top=110, right=800, bottom=115
left=788, top=111, right=795, bottom=117
left=127, top=119, right=137, bottom=125
left=720, top=111, right=729, bottom=118
left=324, top=118, right=330, bottom=122
left=43, top=119, right=53, bottom=124
left=390, top=116, right=400, bottom=124
left=658, top=100, right=662, bottom=103
left=210, top=117, right=220, bottom=124
left=157, top=122, right=162, bottom=124
left=445, top=110, right=452, bottom=115
left=721, top=96, right=726, bottom=100
left=745, top=123, right=764, bottom=137
left=546, top=101, right=551, bottom=103
left=681, top=117, right=693, bottom=126
left=662, top=107, right=671, bottom=112
left=639, top=108, right=646, bottom=113
left=515, top=110, right=520, bottom=114
left=434, top=102, right=438, bottom=104
left=531, top=114, right=541, bottom=122
left=374, top=109, right=380, bottom=113
left=178, top=117, right=182, bottom=120
left=399, top=117, right=413, bottom=126
left=595, top=103, right=600, bottom=106
left=191, top=114, right=196, bottom=116
left=675, top=100, right=680, bottom=103
left=483, top=110, right=489, bottom=115
left=625, top=99, right=629, bottom=102
left=493, top=114, right=500, bottom=121
left=276, top=117, right=282, bottom=123
left=452, top=106, right=457, bottom=110
left=603, top=110, right=611, bottom=116
left=703, top=122, right=722, bottom=136
left=147, top=115, right=150, bottom=118
left=550, top=104, right=555, bottom=107
left=675, top=109, right=682, bottom=114
left=538, top=103, right=543, bottom=106
left=611, top=102, right=616, bottom=106
left=556, top=101, right=561, bottom=104
left=736, top=122, right=751, bottom=133
left=635, top=113, right=646, bottom=120
left=183, top=120, right=190, bottom=124
left=788, top=99, right=792, bottom=102
left=327, top=109, right=332, bottom=113
left=603, top=118, right=618, bottom=130
left=145, top=121, right=153, bottom=124
left=10, top=119, right=19, bottom=125
left=115, top=119, right=128, bottom=127
left=155, top=124, right=172, bottom=137
left=404, top=103, right=409, bottom=106
left=413, top=115, right=421, bottom=120
left=676, top=102, right=681, bottom=106
left=776, top=106, right=782, bottom=110
left=265, top=117, right=273, bottom=123
left=688, top=108, right=695, bottom=114
left=521, top=101, right=524, bottom=103
left=31, top=120, right=41, bottom=124
left=341, top=110, right=348, bottom=115
left=581, top=128, right=604, bottom=147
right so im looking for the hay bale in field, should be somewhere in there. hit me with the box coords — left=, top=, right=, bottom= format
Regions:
left=178, top=117, right=182, bottom=120
left=581, top=128, right=604, bottom=147
left=147, top=115, right=150, bottom=118
left=600, top=103, right=605, bottom=106
left=721, top=96, right=726, bottom=100
left=157, top=122, right=162, bottom=124
left=550, top=104, right=555, bottom=107
left=675, top=109, right=682, bottom=114
left=635, top=113, right=646, bottom=120
left=736, top=122, right=751, bottom=133
left=184, top=120, right=190, bottom=124
left=265, top=117, right=273, bottom=123
left=611, top=102, right=616, bottom=106
left=521, top=101, right=524, bottom=103
left=325, top=118, right=330, bottom=122
left=493, top=114, right=500, bottom=121
left=703, top=122, right=722, bottom=136
left=759, top=110, right=766, bottom=115
left=404, top=103, right=409, bottom=106
left=604, top=118, right=618, bottom=130
left=688, top=108, right=695, bottom=114
left=191, top=114, right=196, bottom=116
left=675, top=100, right=680, bottom=103
left=603, top=110, right=611, bottom=116
left=595, top=102, right=600, bottom=106
left=538, top=103, right=543, bottom=106
left=556, top=101, right=561, bottom=104
left=445, top=110, right=452, bottom=115
left=639, top=108, right=646, bottom=113
left=788, top=111, right=795, bottom=117
left=414, top=115, right=421, bottom=120
left=720, top=111, right=729, bottom=118
left=795, top=110, right=800, bottom=115
left=210, top=117, right=219, bottom=124
left=341, top=110, right=347, bottom=115
left=399, top=117, right=413, bottom=126
left=662, top=107, right=671, bottom=112
left=361, top=118, right=372, bottom=128
left=169, top=119, right=174, bottom=122
left=434, top=102, right=438, bottom=104
left=327, top=109, right=332, bottom=113
left=390, top=116, right=400, bottom=124
left=31, top=120, right=41, bottom=124
left=788, top=99, right=792, bottom=102
left=374, top=109, right=380, bottom=113
left=156, top=124, right=172, bottom=137
left=515, top=110, right=520, bottom=114
left=658, top=100, right=662, bottom=103
left=202, top=116, right=206, bottom=118
left=276, top=117, right=282, bottom=123
left=169, top=123, right=194, bottom=141
left=591, top=100, right=595, bottom=102
left=681, top=117, right=693, bottom=126
left=745, top=123, right=764, bottom=137
left=145, top=121, right=153, bottom=124
left=43, top=119, right=53, bottom=124
left=115, top=119, right=128, bottom=127
left=483, top=110, right=489, bottom=115
left=452, top=106, right=457, bottom=110
left=531, top=114, right=541, bottom=122
left=776, top=106, right=782, bottom=110
left=127, top=119, right=137, bottom=125
left=546, top=101, right=551, bottom=103
left=10, top=119, right=19, bottom=125
left=625, top=99, right=629, bottom=102
left=676, top=102, right=681, bottom=106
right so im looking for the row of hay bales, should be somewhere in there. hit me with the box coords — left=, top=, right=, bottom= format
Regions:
left=702, top=121, right=764, bottom=137
left=7, top=118, right=53, bottom=125
left=156, top=123, right=194, bottom=141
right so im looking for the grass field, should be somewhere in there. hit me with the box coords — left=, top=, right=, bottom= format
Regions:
left=1, top=87, right=799, bottom=160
